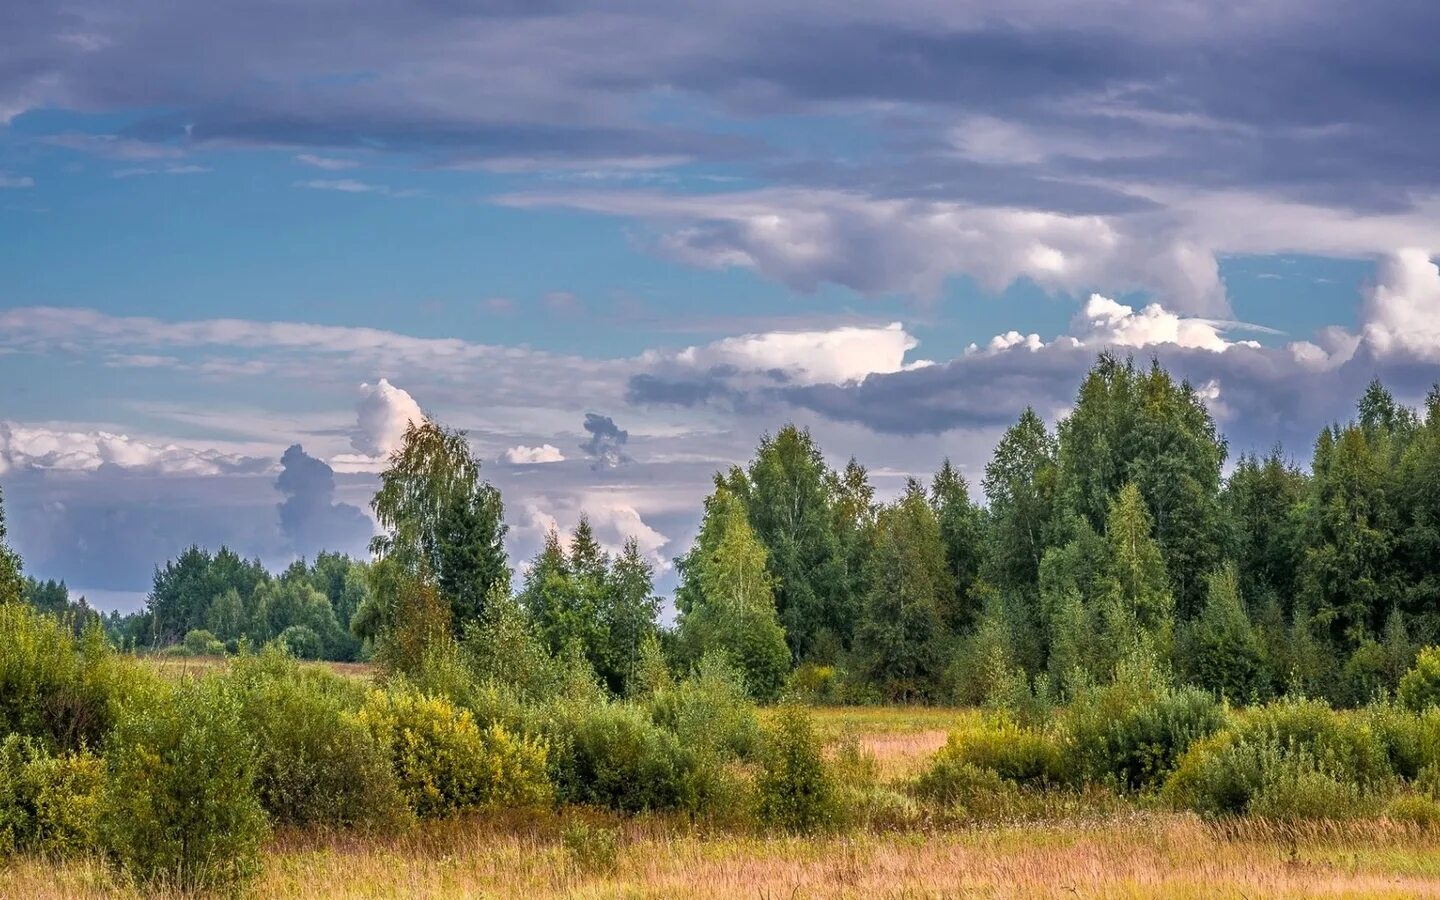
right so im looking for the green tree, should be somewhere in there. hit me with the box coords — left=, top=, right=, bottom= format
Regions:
left=1056, top=355, right=1226, bottom=616
left=371, top=419, right=509, bottom=633
left=1182, top=563, right=1263, bottom=700
left=1097, top=482, right=1175, bottom=665
left=0, top=486, right=21, bottom=607
left=981, top=408, right=1058, bottom=595
left=854, top=480, right=952, bottom=701
left=603, top=538, right=661, bottom=695
left=1222, top=450, right=1307, bottom=613
left=743, top=426, right=847, bottom=662
left=931, top=458, right=984, bottom=630
left=675, top=486, right=790, bottom=700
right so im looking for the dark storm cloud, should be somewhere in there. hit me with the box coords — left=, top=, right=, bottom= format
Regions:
left=7, top=0, right=1440, bottom=210
left=780, top=341, right=1438, bottom=460
left=579, top=413, right=630, bottom=469
left=275, top=444, right=373, bottom=559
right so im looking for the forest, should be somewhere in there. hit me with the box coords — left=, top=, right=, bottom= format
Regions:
left=4, top=352, right=1440, bottom=896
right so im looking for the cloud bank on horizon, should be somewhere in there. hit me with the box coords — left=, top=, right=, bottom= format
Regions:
left=1, top=0, right=1438, bottom=608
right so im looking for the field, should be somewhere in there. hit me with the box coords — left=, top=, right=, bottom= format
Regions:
left=8, top=693, right=1440, bottom=899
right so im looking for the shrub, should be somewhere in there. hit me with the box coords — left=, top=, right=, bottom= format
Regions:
left=276, top=625, right=322, bottom=660
left=786, top=663, right=844, bottom=704
left=914, top=756, right=1018, bottom=809
left=100, top=676, right=268, bottom=892
left=1384, top=793, right=1440, bottom=828
left=561, top=819, right=620, bottom=873
left=546, top=699, right=696, bottom=813
left=756, top=705, right=836, bottom=832
left=357, top=686, right=550, bottom=818
left=0, top=735, right=104, bottom=858
left=181, top=629, right=225, bottom=657
left=1399, top=646, right=1440, bottom=712
left=0, top=604, right=130, bottom=752
left=1247, top=756, right=1373, bottom=821
left=649, top=653, right=762, bottom=761
left=1063, top=682, right=1226, bottom=791
left=1362, top=703, right=1440, bottom=781
left=1164, top=698, right=1394, bottom=818
left=925, top=721, right=1063, bottom=787
left=228, top=649, right=408, bottom=829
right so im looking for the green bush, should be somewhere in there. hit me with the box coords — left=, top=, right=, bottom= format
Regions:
left=924, top=721, right=1064, bottom=787
left=357, top=686, right=551, bottom=818
left=1247, top=756, right=1373, bottom=821
left=546, top=699, right=697, bottom=813
left=276, top=625, right=322, bottom=660
left=0, top=735, right=104, bottom=858
left=785, top=663, right=845, bottom=704
left=756, top=705, right=836, bottom=832
left=649, top=653, right=762, bottom=761
left=228, top=649, right=408, bottom=829
left=914, top=756, right=1018, bottom=809
left=1384, top=793, right=1440, bottom=828
left=181, top=629, right=225, bottom=657
left=100, top=676, right=268, bottom=892
left=0, top=604, right=131, bottom=752
left=1399, top=646, right=1440, bottom=712
left=1164, top=698, right=1394, bottom=818
left=1063, top=682, right=1226, bottom=790
left=1362, top=703, right=1440, bottom=781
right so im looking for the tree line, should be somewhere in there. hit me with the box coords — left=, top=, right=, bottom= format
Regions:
left=7, top=351, right=1440, bottom=708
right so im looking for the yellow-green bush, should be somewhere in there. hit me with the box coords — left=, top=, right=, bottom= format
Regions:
left=357, top=686, right=551, bottom=818
left=100, top=675, right=268, bottom=892
left=649, top=653, right=762, bottom=760
left=0, top=604, right=133, bottom=752
left=0, top=735, right=104, bottom=858
left=924, top=721, right=1064, bottom=787
left=1399, top=646, right=1440, bottom=712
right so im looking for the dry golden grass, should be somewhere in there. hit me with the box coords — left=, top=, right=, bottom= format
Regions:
left=9, top=812, right=1440, bottom=899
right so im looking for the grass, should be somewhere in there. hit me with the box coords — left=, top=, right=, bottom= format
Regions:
left=15, top=699, right=1440, bottom=897
left=9, top=812, right=1440, bottom=898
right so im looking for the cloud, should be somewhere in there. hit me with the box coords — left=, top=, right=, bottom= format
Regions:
left=112, top=164, right=209, bottom=177
left=579, top=413, right=630, bottom=469
left=275, top=444, right=373, bottom=559
left=1362, top=249, right=1440, bottom=362
left=295, top=153, right=360, bottom=170
left=665, top=321, right=923, bottom=385
left=503, top=444, right=565, bottom=465
left=0, top=174, right=34, bottom=188
left=0, top=421, right=268, bottom=477
left=501, top=188, right=1230, bottom=314
left=349, top=379, right=424, bottom=459
left=295, top=179, right=419, bottom=198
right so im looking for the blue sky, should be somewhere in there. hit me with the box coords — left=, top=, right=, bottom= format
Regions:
left=2, top=1, right=1438, bottom=611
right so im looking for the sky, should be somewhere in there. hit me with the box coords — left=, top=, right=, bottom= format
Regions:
left=2, top=1, right=1439, bottom=613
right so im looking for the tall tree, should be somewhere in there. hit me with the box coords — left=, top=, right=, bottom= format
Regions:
left=1098, top=482, right=1175, bottom=662
left=370, top=419, right=509, bottom=632
left=743, top=425, right=847, bottom=662
left=0, top=486, right=21, bottom=607
left=981, top=408, right=1058, bottom=595
left=1222, top=450, right=1307, bottom=613
left=1181, top=563, right=1264, bottom=700
left=1056, top=355, right=1227, bottom=616
left=854, top=480, right=952, bottom=701
left=604, top=538, right=661, bottom=695
left=675, top=485, right=790, bottom=700
left=931, top=458, right=984, bottom=630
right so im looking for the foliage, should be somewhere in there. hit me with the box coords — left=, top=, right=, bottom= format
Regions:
left=0, top=735, right=104, bottom=858
left=675, top=485, right=791, bottom=700
left=100, top=675, right=268, bottom=892
left=923, top=721, right=1064, bottom=787
left=1399, top=646, right=1440, bottom=711
left=756, top=705, right=836, bottom=832
left=370, top=419, right=509, bottom=633
left=0, top=603, right=131, bottom=752
left=356, top=685, right=551, bottom=817
left=228, top=648, right=408, bottom=829
left=545, top=698, right=700, bottom=813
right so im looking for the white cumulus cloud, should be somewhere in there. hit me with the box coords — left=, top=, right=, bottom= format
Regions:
left=1362, top=249, right=1440, bottom=362
left=349, top=379, right=424, bottom=459
left=503, top=444, right=565, bottom=464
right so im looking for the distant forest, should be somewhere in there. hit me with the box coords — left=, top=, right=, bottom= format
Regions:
left=8, top=351, right=1440, bottom=708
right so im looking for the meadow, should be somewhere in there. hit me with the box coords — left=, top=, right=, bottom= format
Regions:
left=7, top=658, right=1440, bottom=899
